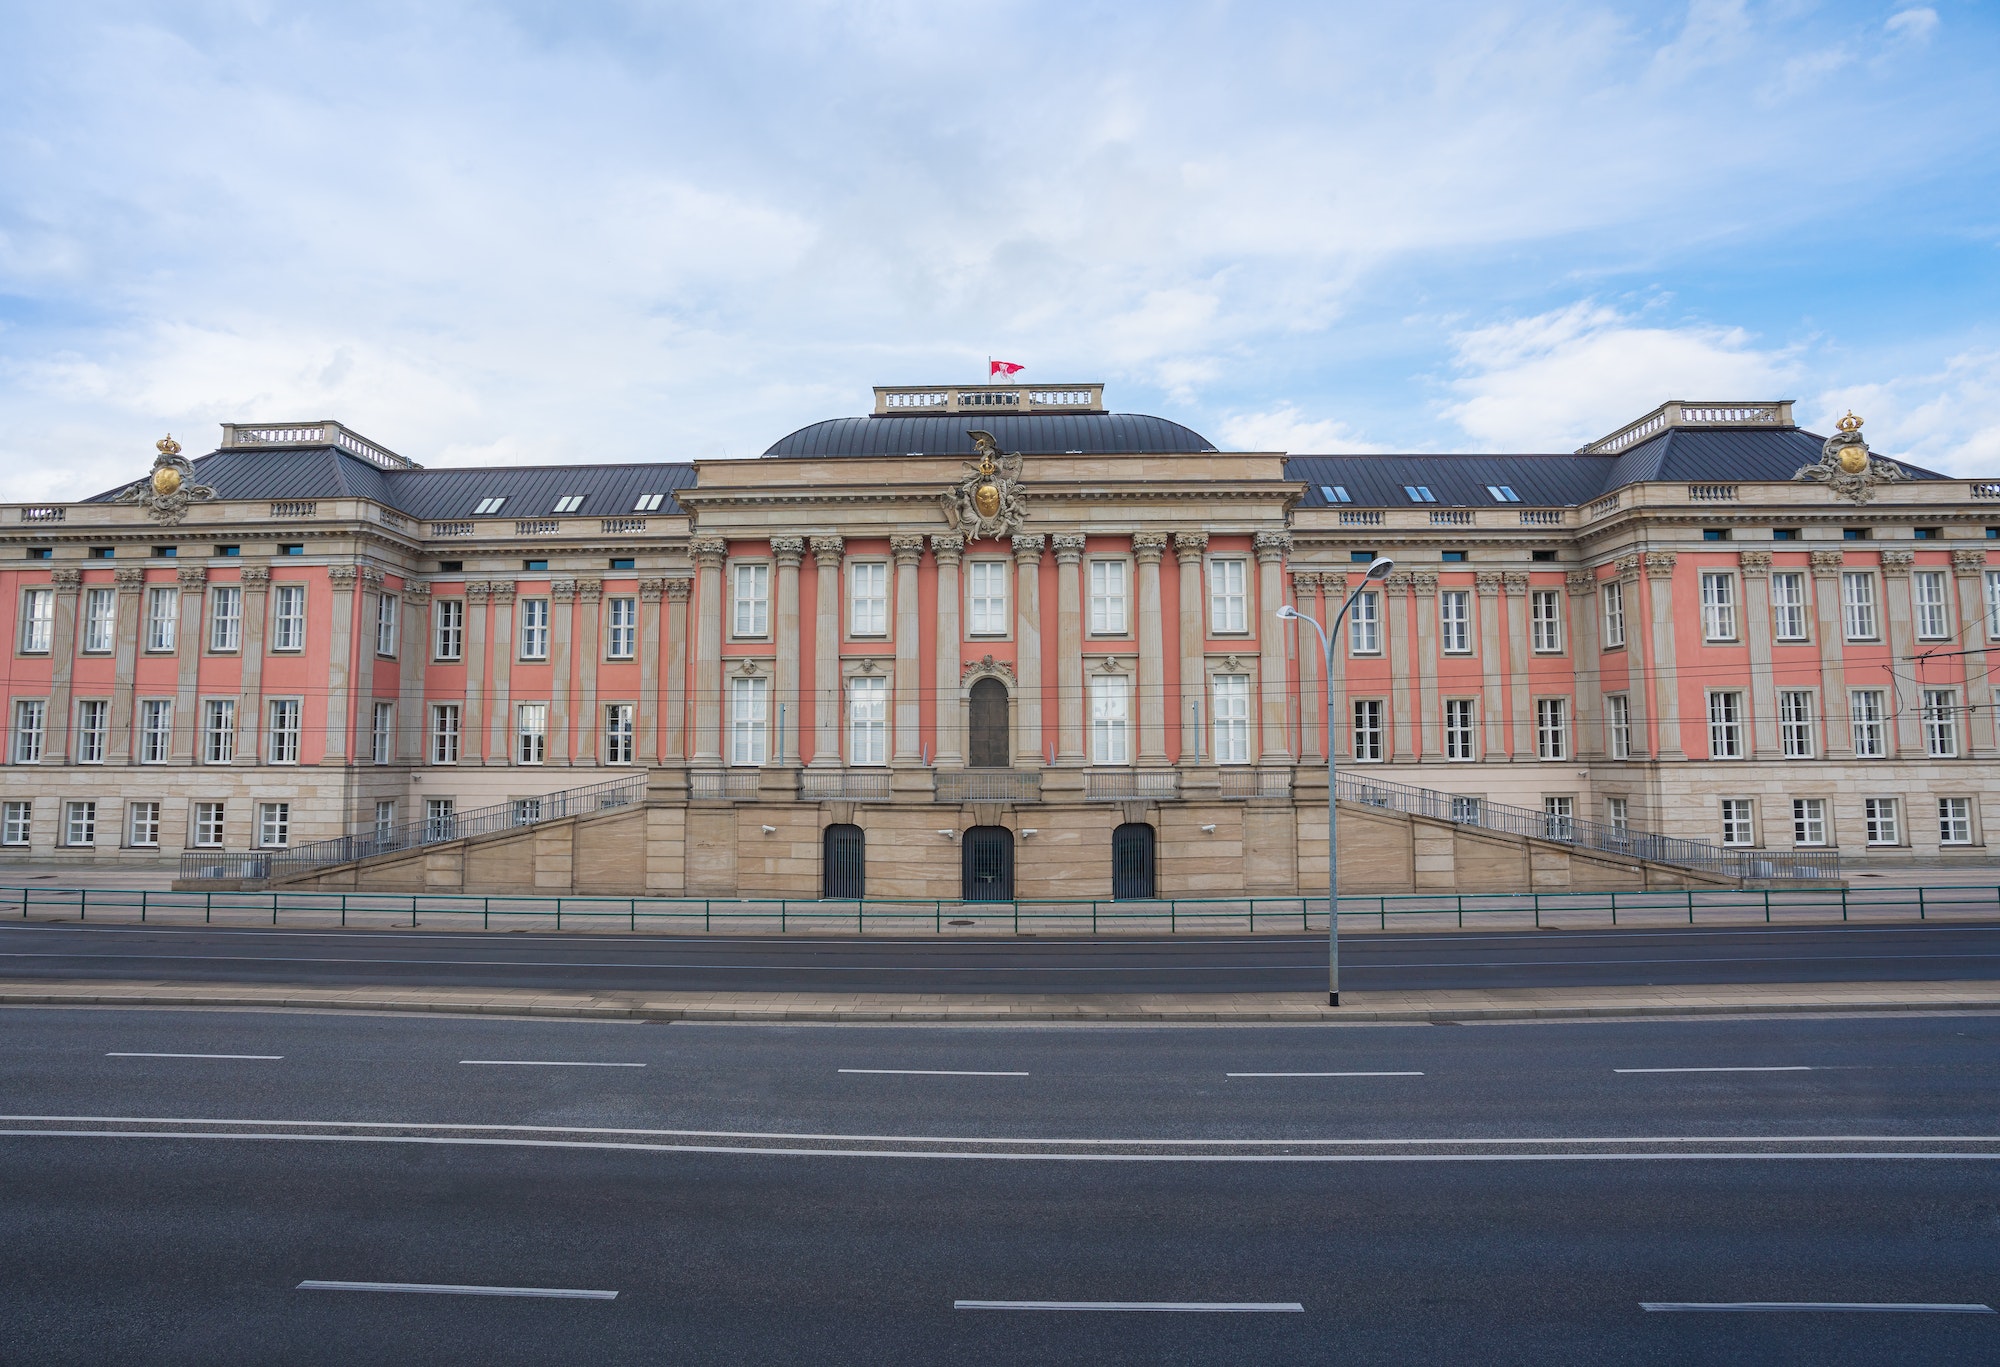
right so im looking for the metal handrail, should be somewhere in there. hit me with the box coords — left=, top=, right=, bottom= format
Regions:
left=178, top=772, right=646, bottom=883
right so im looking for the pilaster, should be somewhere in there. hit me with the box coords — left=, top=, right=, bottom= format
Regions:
left=892, top=534, right=925, bottom=763
left=464, top=581, right=490, bottom=764
left=398, top=582, right=430, bottom=764
left=1502, top=571, right=1530, bottom=761
left=1643, top=554, right=1683, bottom=761
left=236, top=566, right=269, bottom=766
left=1292, top=571, right=1322, bottom=762
left=549, top=578, right=575, bottom=765
left=771, top=538, right=805, bottom=766
left=1880, top=549, right=1919, bottom=756
left=1564, top=569, right=1601, bottom=762
left=931, top=534, right=965, bottom=766
left=1811, top=551, right=1850, bottom=759
left=173, top=566, right=206, bottom=763
left=1737, top=552, right=1777, bottom=758
left=1134, top=533, right=1169, bottom=765
left=1052, top=534, right=1086, bottom=765
left=1411, top=571, right=1439, bottom=761
left=575, top=579, right=602, bottom=764
left=692, top=537, right=729, bottom=766
left=1174, top=532, right=1207, bottom=761
left=1386, top=571, right=1416, bottom=764
left=1253, top=531, right=1292, bottom=762
left=108, top=567, right=145, bottom=765
left=808, top=536, right=843, bottom=765
left=485, top=581, right=515, bottom=767
left=1012, top=535, right=1045, bottom=767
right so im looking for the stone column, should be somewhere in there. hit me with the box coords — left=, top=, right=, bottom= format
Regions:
left=1411, top=572, right=1439, bottom=762
left=1880, top=549, right=1919, bottom=756
left=44, top=569, right=80, bottom=763
left=575, top=579, right=602, bottom=765
left=1737, top=552, right=1777, bottom=759
left=398, top=582, right=429, bottom=763
left=1253, top=531, right=1293, bottom=762
left=691, top=538, right=728, bottom=766
left=463, top=581, right=490, bottom=764
left=1475, top=572, right=1505, bottom=760
left=173, top=566, right=206, bottom=763
left=1293, top=572, right=1322, bottom=762
left=931, top=534, right=965, bottom=766
left=637, top=579, right=665, bottom=763
left=1012, top=535, right=1046, bottom=767
left=1811, top=550, right=1850, bottom=759
left=108, top=567, right=145, bottom=765
left=1174, top=532, right=1207, bottom=761
left=808, top=536, right=843, bottom=765
left=1052, top=534, right=1087, bottom=765
left=1387, top=571, right=1416, bottom=764
left=549, top=579, right=576, bottom=765
left=236, top=566, right=269, bottom=765
left=1134, top=533, right=1169, bottom=766
left=1643, top=554, right=1683, bottom=761
left=664, top=579, right=691, bottom=762
left=485, top=582, right=515, bottom=766
left=771, top=538, right=804, bottom=766
left=1953, top=549, right=1995, bottom=758
left=1502, top=572, right=1530, bottom=761
left=326, top=565, right=362, bottom=764
left=1565, top=569, right=1601, bottom=761
left=892, top=534, right=925, bottom=764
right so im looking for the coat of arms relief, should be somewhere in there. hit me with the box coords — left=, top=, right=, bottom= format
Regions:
left=941, top=429, right=1027, bottom=539
left=116, top=436, right=217, bottom=523
left=1794, top=412, right=1908, bottom=504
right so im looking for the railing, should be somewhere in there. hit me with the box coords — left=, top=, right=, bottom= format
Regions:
left=221, top=421, right=419, bottom=469
left=1688, top=484, right=1738, bottom=501
left=600, top=518, right=647, bottom=535
left=1328, top=771, right=1837, bottom=881
left=1971, top=483, right=2000, bottom=499
left=1586, top=493, right=1620, bottom=518
left=1429, top=510, right=1474, bottom=526
left=18, top=507, right=64, bottom=522
left=1084, top=769, right=1181, bottom=800
left=515, top=520, right=561, bottom=536
left=177, top=773, right=646, bottom=884
left=1577, top=401, right=1792, bottom=455
left=1338, top=510, right=1384, bottom=526
left=375, top=508, right=410, bottom=531
left=883, top=391, right=947, bottom=408
left=797, top=769, right=892, bottom=801
left=1028, top=390, right=1095, bottom=407
left=1219, top=768, right=1290, bottom=799
left=270, top=502, right=317, bottom=518
left=429, top=521, right=475, bottom=537
left=690, top=769, right=763, bottom=801
left=934, top=770, right=1042, bottom=802
left=1519, top=509, right=1564, bottom=526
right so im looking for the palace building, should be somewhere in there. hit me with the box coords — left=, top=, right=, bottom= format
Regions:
left=3, top=382, right=1997, bottom=898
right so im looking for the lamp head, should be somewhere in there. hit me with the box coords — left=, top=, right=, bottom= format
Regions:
left=1365, top=555, right=1395, bottom=581
left=1275, top=605, right=1302, bottom=621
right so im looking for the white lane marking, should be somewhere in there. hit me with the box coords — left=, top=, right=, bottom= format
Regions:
left=1615, top=1066, right=1814, bottom=1074
left=1227, top=1071, right=1423, bottom=1078
left=299, top=1280, right=615, bottom=1299
left=1642, top=1302, right=1994, bottom=1314
left=839, top=1068, right=1029, bottom=1076
left=458, top=1060, right=645, bottom=1068
left=956, top=1300, right=1302, bottom=1313
left=105, top=1052, right=283, bottom=1060
left=6, top=1130, right=2000, bottom=1163
left=7, top=1116, right=1997, bottom=1147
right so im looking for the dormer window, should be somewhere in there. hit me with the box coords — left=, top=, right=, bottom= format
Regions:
left=1320, top=485, right=1351, bottom=504
left=1404, top=486, right=1437, bottom=503
left=551, top=495, right=584, bottom=514
left=1486, top=485, right=1521, bottom=503
left=473, top=497, right=507, bottom=516
left=634, top=493, right=665, bottom=512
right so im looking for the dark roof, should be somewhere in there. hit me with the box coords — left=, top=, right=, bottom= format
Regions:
left=88, top=446, right=697, bottom=519
left=763, top=412, right=1216, bottom=457
left=1288, top=428, right=1947, bottom=508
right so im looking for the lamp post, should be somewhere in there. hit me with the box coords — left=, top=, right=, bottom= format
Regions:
left=1279, top=555, right=1394, bottom=1006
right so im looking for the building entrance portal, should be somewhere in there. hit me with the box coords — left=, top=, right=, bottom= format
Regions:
left=1112, top=822, right=1157, bottom=900
left=960, top=826, right=1014, bottom=901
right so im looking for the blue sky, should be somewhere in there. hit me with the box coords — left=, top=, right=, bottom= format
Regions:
left=2, top=0, right=1997, bottom=501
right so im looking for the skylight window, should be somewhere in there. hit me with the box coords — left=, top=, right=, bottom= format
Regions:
left=1404, top=485, right=1437, bottom=503
left=634, top=493, right=665, bottom=512
left=551, top=495, right=585, bottom=514
left=1486, top=485, right=1521, bottom=503
left=472, top=497, right=507, bottom=516
left=1320, top=485, right=1352, bottom=504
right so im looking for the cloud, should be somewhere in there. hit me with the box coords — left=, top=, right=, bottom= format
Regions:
left=1441, top=302, right=1800, bottom=450
left=1814, top=350, right=2000, bottom=476
left=1886, top=8, right=1940, bottom=42
left=1214, top=405, right=1387, bottom=454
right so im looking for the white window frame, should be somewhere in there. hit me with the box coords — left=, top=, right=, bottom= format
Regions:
left=1792, top=797, right=1827, bottom=847
left=605, top=596, right=637, bottom=660
left=1863, top=796, right=1900, bottom=846
left=1535, top=697, right=1568, bottom=760
left=1706, top=690, right=1744, bottom=760
left=848, top=675, right=888, bottom=766
left=1088, top=559, right=1130, bottom=636
left=209, top=586, right=242, bottom=653
left=82, top=587, right=116, bottom=654
left=1841, top=571, right=1878, bottom=641
left=1351, top=698, right=1385, bottom=763
left=1922, top=688, right=1959, bottom=758
left=1089, top=674, right=1131, bottom=766
left=1778, top=690, right=1815, bottom=759
left=1211, top=673, right=1251, bottom=764
left=127, top=800, right=161, bottom=849
left=1605, top=796, right=1629, bottom=834
left=1605, top=693, right=1631, bottom=761
left=193, top=802, right=226, bottom=848
left=849, top=562, right=889, bottom=638
left=139, top=698, right=173, bottom=764
left=202, top=699, right=237, bottom=764
left=1771, top=572, right=1809, bottom=642
left=1986, top=570, right=2000, bottom=641
left=967, top=561, right=1009, bottom=637
left=1938, top=796, right=1974, bottom=846
left=75, top=699, right=108, bottom=764
left=1719, top=798, right=1755, bottom=847
left=1439, top=590, right=1471, bottom=655
left=1600, top=580, right=1625, bottom=649
left=267, top=698, right=302, bottom=765
left=64, top=800, right=97, bottom=847
left=425, top=798, right=458, bottom=841
left=1849, top=688, right=1887, bottom=758
left=19, top=587, right=54, bottom=654
left=518, top=598, right=550, bottom=660
left=145, top=585, right=177, bottom=653
left=1348, top=590, right=1381, bottom=656
left=257, top=802, right=290, bottom=849
left=730, top=676, right=769, bottom=766
left=732, top=563, right=770, bottom=639
left=1699, top=572, right=1737, bottom=642
left=374, top=801, right=397, bottom=841
left=433, top=598, right=464, bottom=661
left=375, top=593, right=399, bottom=657
left=1530, top=590, right=1563, bottom=653
left=1543, top=795, right=1575, bottom=841
left=1, top=800, right=30, bottom=846
left=271, top=584, right=306, bottom=653
left=429, top=703, right=461, bottom=765
left=1444, top=698, right=1476, bottom=761
left=371, top=702, right=394, bottom=765
left=515, top=702, right=548, bottom=765
left=1208, top=558, right=1248, bottom=635
left=12, top=699, right=46, bottom=764
left=1913, top=570, right=1951, bottom=641
left=604, top=702, right=635, bottom=765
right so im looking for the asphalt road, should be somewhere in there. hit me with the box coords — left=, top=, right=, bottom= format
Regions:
left=3, top=1007, right=1998, bottom=1364
left=2, top=918, right=1999, bottom=994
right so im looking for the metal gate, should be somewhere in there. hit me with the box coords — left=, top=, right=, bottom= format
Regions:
left=1112, top=822, right=1156, bottom=900
left=960, top=826, right=1014, bottom=901
left=822, top=823, right=865, bottom=899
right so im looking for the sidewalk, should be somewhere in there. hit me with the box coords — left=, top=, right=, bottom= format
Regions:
left=3, top=977, right=1995, bottom=1024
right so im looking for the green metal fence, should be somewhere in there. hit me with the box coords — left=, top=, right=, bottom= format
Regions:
left=3, top=883, right=1997, bottom=934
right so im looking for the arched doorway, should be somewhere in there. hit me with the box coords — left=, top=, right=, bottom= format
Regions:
left=968, top=678, right=1011, bottom=768
left=1112, top=822, right=1156, bottom=900
left=961, top=826, right=1014, bottom=901
left=822, top=823, right=865, bottom=899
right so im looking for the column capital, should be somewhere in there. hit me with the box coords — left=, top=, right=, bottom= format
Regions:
left=930, top=533, right=965, bottom=566
left=1409, top=571, right=1439, bottom=594
left=1809, top=549, right=1846, bottom=577
left=328, top=565, right=359, bottom=589
left=1050, top=534, right=1087, bottom=564
left=360, top=564, right=385, bottom=588
left=465, top=580, right=492, bottom=602
left=113, top=566, right=147, bottom=591
left=1565, top=568, right=1598, bottom=594
left=1475, top=571, right=1503, bottom=597
left=1384, top=571, right=1413, bottom=591
left=1011, top=533, right=1045, bottom=564
left=176, top=566, right=209, bottom=589
left=50, top=567, right=81, bottom=591
left=1290, top=570, right=1322, bottom=591
left=1953, top=547, right=1989, bottom=578
left=402, top=580, right=432, bottom=602
left=1879, top=548, right=1915, bottom=576
left=1173, top=530, right=1209, bottom=555
left=1252, top=531, right=1291, bottom=563
left=1642, top=552, right=1677, bottom=580
left=770, top=536, right=806, bottom=566
left=664, top=577, right=693, bottom=602
left=576, top=578, right=603, bottom=603
left=240, top=566, right=270, bottom=587
left=1736, top=551, right=1772, bottom=577
left=1613, top=554, right=1641, bottom=580
left=638, top=577, right=666, bottom=603
left=891, top=534, right=926, bottom=565
left=489, top=581, right=517, bottom=603
left=1501, top=571, right=1530, bottom=595
left=691, top=536, right=729, bottom=566
left=809, top=535, right=844, bottom=568
left=551, top=579, right=578, bottom=602
left=1132, top=532, right=1168, bottom=564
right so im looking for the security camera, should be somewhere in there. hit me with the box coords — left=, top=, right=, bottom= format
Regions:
left=761, top=824, right=777, bottom=835
left=1201, top=823, right=1218, bottom=833
left=1021, top=828, right=1039, bottom=838
left=937, top=829, right=958, bottom=840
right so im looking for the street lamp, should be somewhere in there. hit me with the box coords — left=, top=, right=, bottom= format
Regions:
left=1279, top=554, right=1394, bottom=1006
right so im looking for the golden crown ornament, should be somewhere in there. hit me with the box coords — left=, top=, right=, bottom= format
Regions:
left=118, top=433, right=216, bottom=524
left=1794, top=411, right=1907, bottom=504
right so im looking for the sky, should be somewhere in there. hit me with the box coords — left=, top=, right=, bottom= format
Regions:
left=1, top=0, right=1997, bottom=502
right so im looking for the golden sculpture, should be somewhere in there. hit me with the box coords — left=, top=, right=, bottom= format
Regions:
left=117, top=433, right=214, bottom=523
left=1795, top=411, right=1906, bottom=503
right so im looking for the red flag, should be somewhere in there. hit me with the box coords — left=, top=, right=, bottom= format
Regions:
left=989, top=360, right=1024, bottom=377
